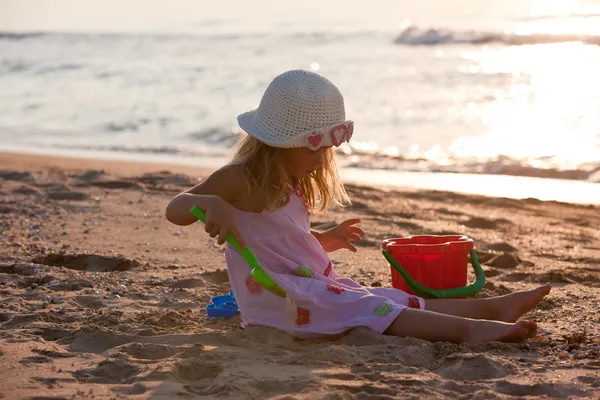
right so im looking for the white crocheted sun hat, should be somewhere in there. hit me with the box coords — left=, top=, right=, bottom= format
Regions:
left=238, top=70, right=353, bottom=150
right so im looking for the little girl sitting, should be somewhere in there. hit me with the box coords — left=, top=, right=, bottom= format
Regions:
left=166, top=69, right=551, bottom=343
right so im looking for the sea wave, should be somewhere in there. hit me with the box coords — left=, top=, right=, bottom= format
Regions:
left=21, top=141, right=598, bottom=183
left=393, top=25, right=600, bottom=46
left=0, top=29, right=380, bottom=43
left=0, top=32, right=45, bottom=40
left=341, top=153, right=600, bottom=183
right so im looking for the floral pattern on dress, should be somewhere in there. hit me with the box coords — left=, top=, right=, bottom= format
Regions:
left=407, top=296, right=420, bottom=309
left=294, top=266, right=314, bottom=278
left=296, top=307, right=311, bottom=326
left=373, top=303, right=393, bottom=317
left=245, top=275, right=262, bottom=295
left=323, top=262, right=332, bottom=277
left=326, top=284, right=345, bottom=294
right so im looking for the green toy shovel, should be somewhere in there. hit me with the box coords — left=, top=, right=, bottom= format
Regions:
left=190, top=206, right=287, bottom=298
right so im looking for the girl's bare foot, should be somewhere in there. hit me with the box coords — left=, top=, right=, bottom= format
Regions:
left=492, top=283, right=551, bottom=322
left=467, top=320, right=538, bottom=343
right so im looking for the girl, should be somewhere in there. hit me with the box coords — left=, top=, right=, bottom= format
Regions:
left=166, top=69, right=551, bottom=343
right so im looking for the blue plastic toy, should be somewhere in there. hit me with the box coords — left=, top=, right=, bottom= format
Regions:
left=206, top=292, right=239, bottom=318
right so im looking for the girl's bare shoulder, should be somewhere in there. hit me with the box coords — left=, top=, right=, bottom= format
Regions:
left=185, top=163, right=246, bottom=201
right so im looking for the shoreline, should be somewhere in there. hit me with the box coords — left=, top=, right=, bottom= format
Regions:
left=2, top=148, right=599, bottom=206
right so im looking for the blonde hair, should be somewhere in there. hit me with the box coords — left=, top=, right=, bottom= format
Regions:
left=233, top=134, right=350, bottom=212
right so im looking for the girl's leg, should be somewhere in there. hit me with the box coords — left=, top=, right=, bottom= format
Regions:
left=384, top=308, right=537, bottom=343
left=424, top=283, right=551, bottom=322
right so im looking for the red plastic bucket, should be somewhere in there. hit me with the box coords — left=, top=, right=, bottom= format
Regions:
left=382, top=235, right=474, bottom=295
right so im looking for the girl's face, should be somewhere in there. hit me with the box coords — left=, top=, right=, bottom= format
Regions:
left=283, top=146, right=330, bottom=178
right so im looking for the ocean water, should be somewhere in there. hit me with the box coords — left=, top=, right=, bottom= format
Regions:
left=1, top=0, right=599, bottom=202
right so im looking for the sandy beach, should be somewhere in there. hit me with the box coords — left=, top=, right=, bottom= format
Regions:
left=1, top=151, right=599, bottom=399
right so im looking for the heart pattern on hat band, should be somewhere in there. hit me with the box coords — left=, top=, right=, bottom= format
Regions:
left=307, top=132, right=323, bottom=149
left=303, top=121, right=354, bottom=150
left=330, top=122, right=353, bottom=147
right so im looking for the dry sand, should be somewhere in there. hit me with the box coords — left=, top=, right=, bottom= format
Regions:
left=1, top=151, right=599, bottom=399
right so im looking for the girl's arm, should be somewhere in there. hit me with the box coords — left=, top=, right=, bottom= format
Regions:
left=165, top=165, right=246, bottom=246
left=165, top=193, right=220, bottom=226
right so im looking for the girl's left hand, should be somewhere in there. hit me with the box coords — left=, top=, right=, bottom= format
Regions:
left=317, top=219, right=365, bottom=253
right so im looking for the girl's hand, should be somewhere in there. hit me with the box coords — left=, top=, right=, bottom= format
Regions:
left=203, top=196, right=246, bottom=247
left=316, top=219, right=365, bottom=253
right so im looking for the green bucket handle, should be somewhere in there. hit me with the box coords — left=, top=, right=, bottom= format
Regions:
left=189, top=206, right=287, bottom=298
left=382, top=248, right=486, bottom=299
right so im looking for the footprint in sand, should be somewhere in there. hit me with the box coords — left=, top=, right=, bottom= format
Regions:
left=249, top=378, right=313, bottom=397
left=12, top=184, right=44, bottom=196
left=147, top=310, right=200, bottom=329
left=500, top=272, right=530, bottom=282
left=166, top=278, right=206, bottom=289
left=34, top=327, right=73, bottom=342
left=1, top=262, right=44, bottom=276
left=433, top=208, right=464, bottom=217
left=475, top=250, right=497, bottom=264
left=73, top=359, right=140, bottom=384
left=88, top=180, right=143, bottom=190
left=435, top=354, right=514, bottom=381
left=0, top=170, right=34, bottom=182
left=200, top=269, right=229, bottom=285
left=32, top=347, right=76, bottom=358
left=104, top=342, right=182, bottom=361
left=2, top=313, right=40, bottom=330
left=110, top=382, right=147, bottom=395
left=16, top=274, right=56, bottom=289
left=76, top=169, right=105, bottom=181
left=46, top=189, right=89, bottom=201
left=19, top=355, right=54, bottom=365
left=32, top=377, right=77, bottom=387
left=485, top=242, right=518, bottom=252
left=484, top=267, right=504, bottom=278
left=0, top=204, right=15, bottom=213
left=577, top=376, right=600, bottom=387
left=65, top=329, right=132, bottom=354
left=484, top=253, right=522, bottom=269
left=463, top=216, right=512, bottom=230
left=172, top=359, right=234, bottom=396
left=33, top=253, right=140, bottom=272
left=73, top=295, right=106, bottom=309
left=495, top=380, right=589, bottom=398
left=172, top=358, right=223, bottom=381
left=48, top=278, right=93, bottom=291
left=325, top=378, right=397, bottom=396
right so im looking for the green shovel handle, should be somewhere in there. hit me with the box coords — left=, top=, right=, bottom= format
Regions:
left=189, top=206, right=286, bottom=298
left=382, top=249, right=486, bottom=299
